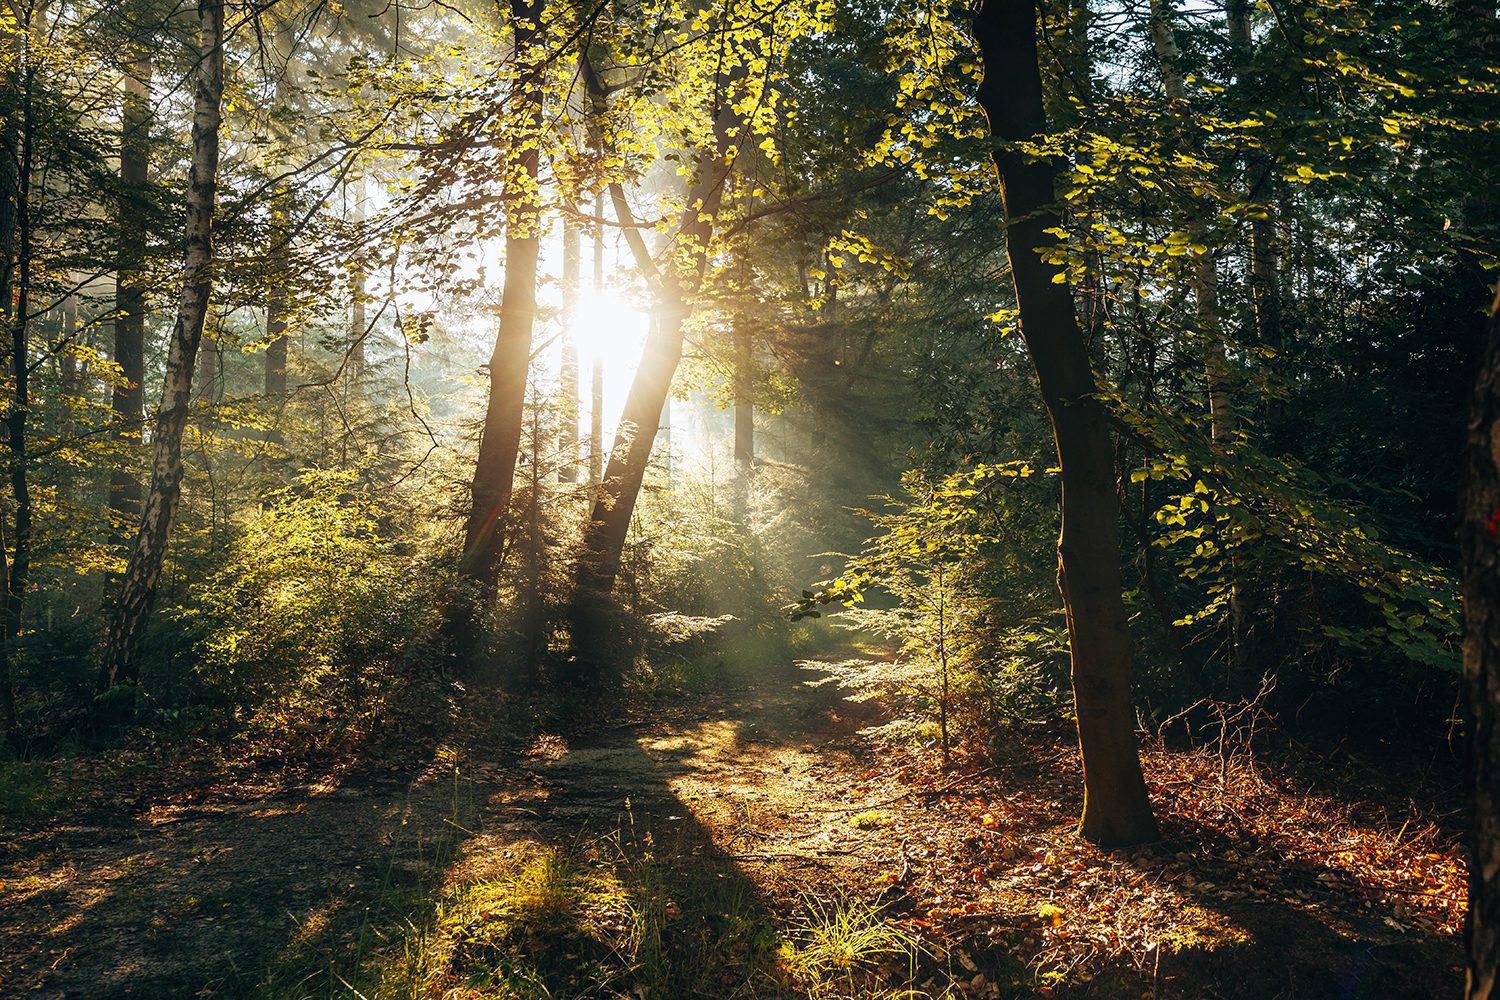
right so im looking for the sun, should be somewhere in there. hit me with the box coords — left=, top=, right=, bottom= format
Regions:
left=567, top=286, right=651, bottom=427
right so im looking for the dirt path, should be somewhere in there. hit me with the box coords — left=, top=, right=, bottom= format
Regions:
left=0, top=654, right=912, bottom=998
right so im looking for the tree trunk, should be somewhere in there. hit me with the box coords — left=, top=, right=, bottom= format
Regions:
left=589, top=190, right=605, bottom=487
left=0, top=21, right=33, bottom=741
left=460, top=0, right=544, bottom=588
left=110, top=56, right=151, bottom=531
left=264, top=301, right=287, bottom=397
left=734, top=316, right=753, bottom=467
left=559, top=207, right=580, bottom=483
left=58, top=293, right=79, bottom=504
left=196, top=310, right=218, bottom=402
left=349, top=171, right=368, bottom=381
left=98, top=0, right=223, bottom=690
left=568, top=45, right=742, bottom=671
left=1464, top=287, right=1500, bottom=1000
left=974, top=0, right=1157, bottom=847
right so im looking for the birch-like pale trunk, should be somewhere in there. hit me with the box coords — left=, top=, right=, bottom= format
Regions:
left=99, top=0, right=223, bottom=689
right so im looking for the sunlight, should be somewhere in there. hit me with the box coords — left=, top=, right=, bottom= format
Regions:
left=568, top=286, right=651, bottom=431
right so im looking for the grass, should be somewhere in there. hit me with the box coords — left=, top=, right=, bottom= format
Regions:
left=0, top=757, right=72, bottom=823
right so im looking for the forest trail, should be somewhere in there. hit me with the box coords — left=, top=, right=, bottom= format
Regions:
left=0, top=651, right=911, bottom=998
left=1, top=645, right=1468, bottom=999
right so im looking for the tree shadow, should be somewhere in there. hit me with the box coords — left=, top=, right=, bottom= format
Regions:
left=0, top=732, right=491, bottom=997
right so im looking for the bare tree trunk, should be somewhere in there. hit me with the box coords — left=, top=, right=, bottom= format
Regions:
left=589, top=190, right=604, bottom=487
left=58, top=293, right=79, bottom=503
left=0, top=20, right=34, bottom=741
left=349, top=171, right=367, bottom=381
left=1464, top=287, right=1500, bottom=1000
left=1147, top=0, right=1235, bottom=446
left=196, top=308, right=218, bottom=402
left=974, top=0, right=1157, bottom=847
left=460, top=0, right=544, bottom=589
left=559, top=207, right=580, bottom=483
left=264, top=302, right=287, bottom=397
left=734, top=316, right=753, bottom=468
left=98, top=0, right=223, bottom=690
left=110, top=56, right=151, bottom=532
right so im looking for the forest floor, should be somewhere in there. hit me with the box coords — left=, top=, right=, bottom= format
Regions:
left=0, top=642, right=1469, bottom=999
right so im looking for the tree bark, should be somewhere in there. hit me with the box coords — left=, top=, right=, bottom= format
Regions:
left=974, top=0, right=1158, bottom=847
left=589, top=191, right=605, bottom=487
left=98, top=0, right=223, bottom=690
left=1464, top=287, right=1500, bottom=1000
left=460, top=0, right=544, bottom=588
left=110, top=56, right=151, bottom=531
left=349, top=171, right=368, bottom=381
left=734, top=316, right=753, bottom=468
left=0, top=18, right=33, bottom=741
left=559, top=206, right=580, bottom=483
left=568, top=49, right=739, bottom=671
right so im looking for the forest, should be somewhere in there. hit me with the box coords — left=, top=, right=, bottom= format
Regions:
left=0, top=0, right=1496, bottom=994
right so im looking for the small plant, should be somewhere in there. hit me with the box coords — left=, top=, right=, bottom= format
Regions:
left=783, top=893, right=921, bottom=997
left=851, top=810, right=892, bottom=830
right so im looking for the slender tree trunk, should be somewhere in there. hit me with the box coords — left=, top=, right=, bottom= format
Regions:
left=98, top=0, right=223, bottom=690
left=196, top=309, right=218, bottom=402
left=559, top=207, right=580, bottom=483
left=1151, top=0, right=1259, bottom=694
left=0, top=23, right=33, bottom=741
left=1147, top=0, right=1235, bottom=446
left=264, top=302, right=287, bottom=397
left=734, top=317, right=753, bottom=467
left=1227, top=0, right=1282, bottom=355
left=1464, top=287, right=1500, bottom=1000
left=568, top=46, right=742, bottom=671
left=589, top=190, right=604, bottom=487
left=974, top=0, right=1157, bottom=847
left=460, top=0, right=544, bottom=588
left=58, top=293, right=79, bottom=505
left=110, top=56, right=151, bottom=532
left=349, top=171, right=367, bottom=381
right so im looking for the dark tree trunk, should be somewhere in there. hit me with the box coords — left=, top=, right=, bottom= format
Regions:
left=99, top=0, right=223, bottom=690
left=974, top=0, right=1157, bottom=847
left=0, top=22, right=33, bottom=741
left=588, top=192, right=605, bottom=487
left=567, top=51, right=740, bottom=672
left=559, top=208, right=580, bottom=483
left=460, top=0, right=544, bottom=589
left=110, top=57, right=151, bottom=532
left=1464, top=288, right=1500, bottom=1000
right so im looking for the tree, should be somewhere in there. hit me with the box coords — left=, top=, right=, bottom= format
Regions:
left=460, top=0, right=545, bottom=590
left=99, top=0, right=224, bottom=689
left=973, top=0, right=1157, bottom=847
left=110, top=53, right=151, bottom=532
left=1463, top=286, right=1500, bottom=1000
left=567, top=45, right=741, bottom=671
